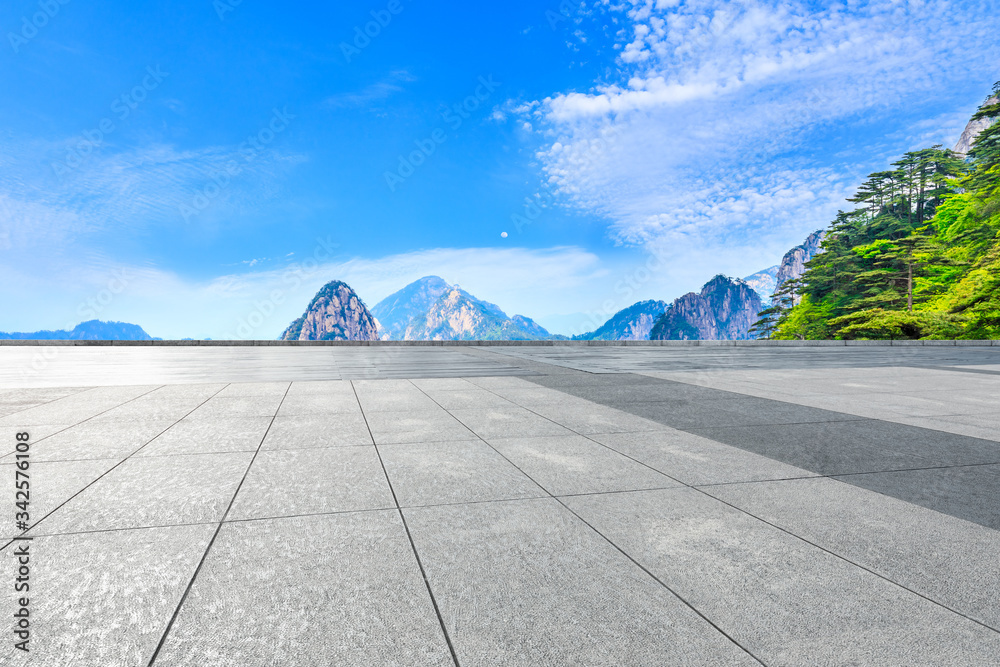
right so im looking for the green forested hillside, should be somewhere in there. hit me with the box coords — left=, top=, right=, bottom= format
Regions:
left=765, top=83, right=1000, bottom=340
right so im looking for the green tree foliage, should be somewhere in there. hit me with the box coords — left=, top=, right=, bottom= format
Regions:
left=774, top=83, right=1000, bottom=340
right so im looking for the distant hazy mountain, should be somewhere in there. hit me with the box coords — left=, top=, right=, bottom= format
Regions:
left=650, top=275, right=763, bottom=341
left=281, top=280, right=379, bottom=341
left=373, top=276, right=560, bottom=340
left=574, top=300, right=669, bottom=341
left=0, top=320, right=157, bottom=340
left=743, top=265, right=780, bottom=301
left=370, top=276, right=451, bottom=339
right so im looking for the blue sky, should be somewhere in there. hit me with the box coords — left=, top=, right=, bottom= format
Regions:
left=1, top=0, right=998, bottom=338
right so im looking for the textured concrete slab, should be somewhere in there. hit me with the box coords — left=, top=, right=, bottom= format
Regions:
left=33, top=452, right=252, bottom=534
left=703, top=477, right=1000, bottom=628
left=364, top=409, right=477, bottom=444
left=591, top=430, right=817, bottom=486
left=0, top=346, right=998, bottom=665
left=136, top=416, right=274, bottom=456
left=404, top=498, right=758, bottom=666
left=449, top=406, right=575, bottom=439
left=1, top=525, right=216, bottom=667
left=275, top=388, right=362, bottom=412
left=488, top=435, right=679, bottom=495
left=0, top=458, right=117, bottom=539
left=834, top=464, right=1000, bottom=530
left=154, top=512, right=455, bottom=666
left=262, top=413, right=373, bottom=448
left=4, top=419, right=176, bottom=462
left=227, top=447, right=395, bottom=520
left=687, top=421, right=935, bottom=475
left=379, top=440, right=546, bottom=506
left=565, top=488, right=1000, bottom=665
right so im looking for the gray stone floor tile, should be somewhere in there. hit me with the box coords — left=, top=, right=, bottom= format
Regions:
left=703, top=477, right=1000, bottom=628
left=609, top=400, right=772, bottom=428
left=89, top=397, right=208, bottom=423
left=7, top=419, right=175, bottom=462
left=285, top=379, right=358, bottom=396
left=488, top=435, right=678, bottom=495
left=352, top=378, right=418, bottom=392
left=0, top=386, right=158, bottom=425
left=889, top=416, right=1000, bottom=442
left=143, top=383, right=227, bottom=400
left=35, top=452, right=252, bottom=534
left=214, top=381, right=290, bottom=397
left=379, top=440, right=546, bottom=506
left=527, top=372, right=665, bottom=388
left=688, top=421, right=947, bottom=475
left=0, top=424, right=74, bottom=458
left=227, top=447, right=394, bottom=520
left=404, top=498, right=757, bottom=666
left=591, top=430, right=816, bottom=486
left=137, top=417, right=273, bottom=456
left=0, top=524, right=215, bottom=667
left=276, top=393, right=363, bottom=416
left=834, top=464, right=1000, bottom=530
left=449, top=407, right=575, bottom=439
left=1, top=458, right=117, bottom=538
left=482, top=386, right=595, bottom=406
left=529, top=402, right=665, bottom=434
left=154, top=511, right=454, bottom=666
left=262, top=413, right=373, bottom=448
left=465, top=376, right=540, bottom=390
left=364, top=409, right=476, bottom=445
left=410, top=377, right=480, bottom=391
left=354, top=390, right=441, bottom=413
left=548, top=382, right=745, bottom=404
left=185, top=395, right=285, bottom=419
left=420, top=388, right=517, bottom=410
left=564, top=488, right=1000, bottom=665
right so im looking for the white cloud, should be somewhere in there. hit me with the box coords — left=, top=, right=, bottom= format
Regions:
left=530, top=0, right=1000, bottom=268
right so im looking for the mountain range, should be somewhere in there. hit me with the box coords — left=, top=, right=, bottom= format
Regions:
left=2, top=236, right=823, bottom=343
left=0, top=320, right=157, bottom=340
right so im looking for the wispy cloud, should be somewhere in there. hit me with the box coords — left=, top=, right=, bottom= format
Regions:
left=529, top=0, right=1000, bottom=264
left=0, top=137, right=305, bottom=250
left=324, top=70, right=417, bottom=109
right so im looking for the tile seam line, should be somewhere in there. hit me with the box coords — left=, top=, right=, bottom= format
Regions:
left=409, top=380, right=768, bottom=667
left=146, top=381, right=289, bottom=667
left=356, top=379, right=462, bottom=667
left=0, top=382, right=186, bottom=552
left=459, top=380, right=1000, bottom=642
left=13, top=484, right=721, bottom=541
left=696, top=486, right=1000, bottom=636
left=0, top=385, right=170, bottom=456
left=689, top=462, right=1000, bottom=489
left=0, top=384, right=100, bottom=422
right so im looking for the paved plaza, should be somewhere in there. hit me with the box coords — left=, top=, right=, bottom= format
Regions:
left=1, top=344, right=999, bottom=665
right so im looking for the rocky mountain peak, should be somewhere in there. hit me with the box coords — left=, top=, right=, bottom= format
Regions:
left=650, top=275, right=763, bottom=340
left=281, top=280, right=378, bottom=341
left=774, top=230, right=825, bottom=304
